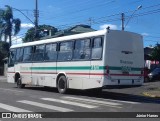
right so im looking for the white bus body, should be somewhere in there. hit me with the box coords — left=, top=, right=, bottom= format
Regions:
left=7, top=30, right=144, bottom=93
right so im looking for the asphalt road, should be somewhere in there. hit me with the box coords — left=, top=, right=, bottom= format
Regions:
left=0, top=80, right=159, bottom=121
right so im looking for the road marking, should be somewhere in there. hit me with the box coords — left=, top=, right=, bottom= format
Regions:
left=17, top=100, right=73, bottom=112
left=0, top=88, right=24, bottom=93
left=41, top=98, right=98, bottom=109
left=99, top=98, right=140, bottom=104
left=0, top=103, right=32, bottom=112
left=62, top=96, right=122, bottom=106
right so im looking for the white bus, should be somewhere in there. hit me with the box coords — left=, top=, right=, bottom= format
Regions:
left=7, top=29, right=144, bottom=93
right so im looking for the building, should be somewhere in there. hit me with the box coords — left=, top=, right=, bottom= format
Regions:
left=144, top=47, right=159, bottom=70
left=41, top=24, right=95, bottom=39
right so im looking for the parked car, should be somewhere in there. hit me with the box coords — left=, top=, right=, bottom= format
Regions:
left=148, top=68, right=160, bottom=81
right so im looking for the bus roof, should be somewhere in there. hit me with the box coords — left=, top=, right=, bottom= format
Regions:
left=10, top=29, right=107, bottom=49
left=10, top=29, right=141, bottom=49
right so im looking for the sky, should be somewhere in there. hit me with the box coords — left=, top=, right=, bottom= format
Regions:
left=0, top=0, right=160, bottom=47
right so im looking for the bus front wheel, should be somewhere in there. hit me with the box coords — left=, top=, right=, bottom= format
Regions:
left=57, top=75, right=67, bottom=94
left=17, top=77, right=25, bottom=88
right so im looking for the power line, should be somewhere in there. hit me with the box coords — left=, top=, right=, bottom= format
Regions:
left=31, top=5, right=160, bottom=30
left=144, top=35, right=160, bottom=39
left=40, top=2, right=160, bottom=21
left=11, top=2, right=160, bottom=42
left=41, top=7, right=160, bottom=30
left=11, top=35, right=25, bottom=42
left=44, top=0, right=115, bottom=21
left=40, top=2, right=160, bottom=27
left=131, top=8, right=160, bottom=18
left=145, top=40, right=160, bottom=42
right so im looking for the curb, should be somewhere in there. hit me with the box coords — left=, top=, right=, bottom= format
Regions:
left=142, top=92, right=160, bottom=98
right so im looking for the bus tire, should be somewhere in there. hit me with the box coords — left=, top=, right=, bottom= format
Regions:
left=57, top=75, right=67, bottom=94
left=17, top=77, right=25, bottom=88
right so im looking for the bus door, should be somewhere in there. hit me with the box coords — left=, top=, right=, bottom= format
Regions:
left=20, top=46, right=33, bottom=85
left=8, top=49, right=16, bottom=83
left=89, top=37, right=104, bottom=88
left=32, top=44, right=57, bottom=87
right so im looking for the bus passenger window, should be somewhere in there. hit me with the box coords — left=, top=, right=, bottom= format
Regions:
left=45, top=43, right=57, bottom=61
left=57, top=41, right=73, bottom=61
left=23, top=46, right=33, bottom=62
left=15, top=48, right=23, bottom=62
left=73, top=39, right=91, bottom=60
left=8, top=49, right=16, bottom=67
left=91, top=37, right=103, bottom=59
left=32, top=44, right=45, bottom=62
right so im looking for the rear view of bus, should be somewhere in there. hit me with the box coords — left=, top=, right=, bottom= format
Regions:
left=103, top=30, right=144, bottom=87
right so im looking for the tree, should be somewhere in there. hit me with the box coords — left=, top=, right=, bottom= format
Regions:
left=0, top=41, right=9, bottom=66
left=23, top=25, right=58, bottom=43
left=0, top=20, right=2, bottom=41
left=151, top=43, right=160, bottom=62
left=0, top=9, right=4, bottom=41
left=0, top=6, right=21, bottom=46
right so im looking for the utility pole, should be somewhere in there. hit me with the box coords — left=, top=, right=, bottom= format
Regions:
left=121, top=13, right=125, bottom=31
left=34, top=0, right=39, bottom=38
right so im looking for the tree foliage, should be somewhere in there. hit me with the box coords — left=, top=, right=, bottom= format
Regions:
left=151, top=43, right=160, bottom=61
left=0, top=6, right=21, bottom=46
left=0, top=41, right=9, bottom=66
left=23, top=24, right=58, bottom=43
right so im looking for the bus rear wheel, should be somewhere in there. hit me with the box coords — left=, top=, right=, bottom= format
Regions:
left=57, top=75, right=67, bottom=94
left=17, top=77, right=25, bottom=88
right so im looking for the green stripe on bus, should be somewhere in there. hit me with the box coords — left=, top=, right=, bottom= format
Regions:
left=131, top=67, right=142, bottom=71
left=31, top=67, right=56, bottom=70
left=30, top=66, right=141, bottom=71
left=31, top=66, right=91, bottom=70
left=109, top=67, right=141, bottom=71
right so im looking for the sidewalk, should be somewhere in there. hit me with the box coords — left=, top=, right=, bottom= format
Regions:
left=0, top=76, right=7, bottom=82
left=142, top=87, right=160, bottom=98
left=141, top=81, right=160, bottom=98
left=105, top=81, right=160, bottom=99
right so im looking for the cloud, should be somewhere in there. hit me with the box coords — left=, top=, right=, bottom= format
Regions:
left=1, top=35, right=22, bottom=45
left=141, top=32, right=149, bottom=36
left=21, top=23, right=34, bottom=28
left=99, top=24, right=118, bottom=30
left=47, top=5, right=62, bottom=13
left=12, top=36, right=22, bottom=45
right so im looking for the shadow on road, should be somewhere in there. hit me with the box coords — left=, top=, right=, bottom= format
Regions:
left=17, top=85, right=160, bottom=104
left=144, top=80, right=160, bottom=83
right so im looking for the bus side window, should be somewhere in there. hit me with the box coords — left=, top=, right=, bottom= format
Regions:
left=8, top=49, right=16, bottom=67
left=57, top=41, right=73, bottom=61
left=45, top=43, right=57, bottom=61
left=91, top=37, right=103, bottom=59
left=23, top=46, right=33, bottom=62
left=15, top=48, right=23, bottom=62
left=73, top=39, right=91, bottom=60
left=32, top=44, right=45, bottom=62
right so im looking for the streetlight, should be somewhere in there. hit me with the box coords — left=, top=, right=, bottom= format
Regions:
left=122, top=5, right=142, bottom=31
left=5, top=5, right=34, bottom=25
left=124, top=5, right=142, bottom=29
